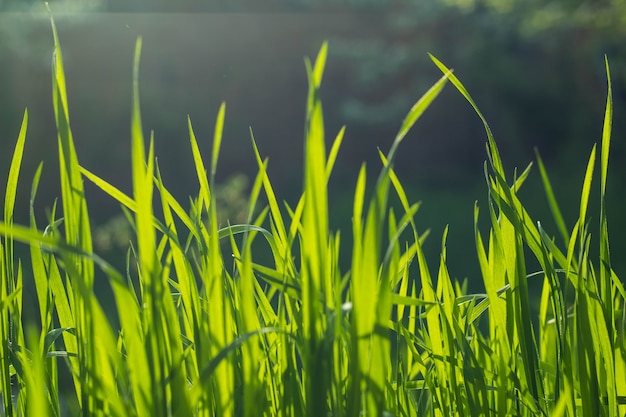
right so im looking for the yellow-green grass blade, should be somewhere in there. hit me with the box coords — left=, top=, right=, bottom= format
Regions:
left=190, top=327, right=288, bottom=402
left=28, top=163, right=52, bottom=328
left=599, top=56, right=614, bottom=338
left=210, top=102, right=226, bottom=187
left=285, top=197, right=305, bottom=256
left=348, top=164, right=366, bottom=415
left=312, top=42, right=327, bottom=88
left=359, top=205, right=387, bottom=376
left=130, top=38, right=157, bottom=286
left=86, top=294, right=130, bottom=417
left=489, top=171, right=543, bottom=408
left=430, top=54, right=505, bottom=180
left=4, top=109, right=27, bottom=226
left=49, top=14, right=99, bottom=411
left=415, top=223, right=449, bottom=413
left=250, top=131, right=292, bottom=275
left=535, top=150, right=569, bottom=245
left=1, top=109, right=28, bottom=417
left=577, top=144, right=596, bottom=248
left=187, top=109, right=235, bottom=416
left=188, top=116, right=212, bottom=217
left=348, top=67, right=453, bottom=413
left=303, top=42, right=327, bottom=133
left=487, top=166, right=568, bottom=277
left=129, top=40, right=168, bottom=414
left=80, top=166, right=136, bottom=211
left=244, top=158, right=267, bottom=225
left=155, top=164, right=200, bottom=341
left=23, top=327, right=48, bottom=417
left=42, top=244, right=81, bottom=405
left=437, top=227, right=463, bottom=414
left=1, top=223, right=129, bottom=408
left=576, top=243, right=601, bottom=417
left=49, top=11, right=93, bottom=262
left=81, top=165, right=207, bottom=246
left=231, top=218, right=265, bottom=417
left=302, top=42, right=331, bottom=417
left=389, top=70, right=451, bottom=164
left=550, top=386, right=572, bottom=417
left=483, top=197, right=510, bottom=349
left=325, top=126, right=346, bottom=181
left=600, top=56, right=612, bottom=200
left=586, top=273, right=619, bottom=416
left=154, top=167, right=194, bottom=416
left=110, top=276, right=152, bottom=415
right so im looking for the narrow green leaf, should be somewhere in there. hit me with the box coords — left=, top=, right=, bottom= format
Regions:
left=211, top=102, right=226, bottom=186
left=393, top=69, right=451, bottom=152
left=189, top=116, right=212, bottom=212
left=535, top=150, right=568, bottom=245
left=578, top=145, right=596, bottom=238
left=4, top=109, right=28, bottom=225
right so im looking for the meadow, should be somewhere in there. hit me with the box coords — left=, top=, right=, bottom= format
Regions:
left=1, top=14, right=625, bottom=417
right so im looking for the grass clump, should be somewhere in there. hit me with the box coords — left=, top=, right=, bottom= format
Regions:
left=1, top=15, right=625, bottom=417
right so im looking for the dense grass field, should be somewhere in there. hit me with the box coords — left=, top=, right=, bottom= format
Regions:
left=1, top=15, right=625, bottom=417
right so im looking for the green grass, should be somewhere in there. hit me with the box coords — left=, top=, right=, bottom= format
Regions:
left=1, top=15, right=625, bottom=417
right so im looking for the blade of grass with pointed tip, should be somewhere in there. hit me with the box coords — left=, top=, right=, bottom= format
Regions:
left=578, top=145, right=596, bottom=247
left=188, top=116, right=212, bottom=217
left=210, top=102, right=226, bottom=187
left=325, top=126, right=345, bottom=181
left=430, top=54, right=505, bottom=180
left=535, top=150, right=568, bottom=245
left=390, top=70, right=451, bottom=160
left=599, top=56, right=614, bottom=336
left=250, top=131, right=292, bottom=276
left=301, top=42, right=332, bottom=417
left=348, top=163, right=366, bottom=415
left=1, top=108, right=28, bottom=417
left=23, top=327, right=48, bottom=417
left=49, top=12, right=100, bottom=410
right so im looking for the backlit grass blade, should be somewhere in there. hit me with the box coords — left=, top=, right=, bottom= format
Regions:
left=153, top=164, right=195, bottom=416
left=188, top=116, right=212, bottom=216
left=28, top=164, right=51, bottom=327
left=348, top=163, right=366, bottom=416
left=49, top=11, right=100, bottom=413
left=155, top=164, right=200, bottom=343
left=130, top=37, right=157, bottom=282
left=301, top=42, right=332, bottom=417
left=430, top=54, right=506, bottom=179
left=250, top=131, right=292, bottom=275
left=50, top=9, right=93, bottom=261
left=210, top=102, right=226, bottom=187
left=390, top=69, right=451, bottom=162
left=1, top=108, right=28, bottom=417
left=22, top=327, right=48, bottom=417
left=128, top=36, right=162, bottom=416
left=325, top=126, right=345, bottom=181
left=577, top=144, right=596, bottom=245
left=600, top=56, right=612, bottom=201
left=4, top=109, right=27, bottom=225
left=231, top=214, right=265, bottom=417
left=80, top=166, right=136, bottom=211
left=599, top=56, right=614, bottom=345
left=535, top=150, right=568, bottom=245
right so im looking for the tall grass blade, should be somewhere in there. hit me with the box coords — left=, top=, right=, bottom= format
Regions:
left=1, top=109, right=28, bottom=417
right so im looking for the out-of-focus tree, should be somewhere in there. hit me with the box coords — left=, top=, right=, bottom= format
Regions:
left=311, top=0, right=626, bottom=173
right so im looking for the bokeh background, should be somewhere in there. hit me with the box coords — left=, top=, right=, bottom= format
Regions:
left=1, top=0, right=625, bottom=298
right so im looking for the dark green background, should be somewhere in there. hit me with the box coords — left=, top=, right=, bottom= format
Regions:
left=1, top=0, right=625, bottom=292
